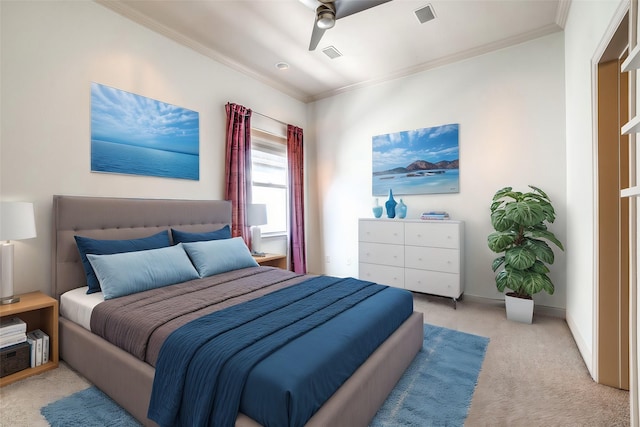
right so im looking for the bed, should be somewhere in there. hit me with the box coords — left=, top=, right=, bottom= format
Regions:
left=52, top=195, right=424, bottom=427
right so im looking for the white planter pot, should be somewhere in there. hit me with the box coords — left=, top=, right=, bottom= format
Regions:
left=505, top=294, right=534, bottom=324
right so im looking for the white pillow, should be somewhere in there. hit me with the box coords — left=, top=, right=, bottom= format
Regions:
left=87, top=243, right=200, bottom=300
left=182, top=237, right=259, bottom=278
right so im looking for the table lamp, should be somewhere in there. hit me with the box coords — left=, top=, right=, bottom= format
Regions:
left=247, top=203, right=267, bottom=256
left=1, top=202, right=37, bottom=304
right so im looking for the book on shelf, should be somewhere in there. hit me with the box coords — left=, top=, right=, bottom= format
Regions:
left=0, top=331, right=27, bottom=349
left=26, top=331, right=43, bottom=366
left=0, top=316, right=27, bottom=336
left=31, top=329, right=49, bottom=364
left=26, top=335, right=36, bottom=367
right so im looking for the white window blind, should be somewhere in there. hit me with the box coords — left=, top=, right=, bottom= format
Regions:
left=251, top=128, right=288, bottom=235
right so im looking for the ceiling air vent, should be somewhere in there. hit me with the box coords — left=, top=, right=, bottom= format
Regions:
left=414, top=4, right=436, bottom=24
left=322, top=46, right=342, bottom=59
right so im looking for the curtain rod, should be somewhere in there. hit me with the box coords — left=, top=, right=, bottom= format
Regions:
left=253, top=111, right=288, bottom=127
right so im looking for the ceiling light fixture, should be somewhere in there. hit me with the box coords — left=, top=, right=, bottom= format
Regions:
left=275, top=62, right=290, bottom=70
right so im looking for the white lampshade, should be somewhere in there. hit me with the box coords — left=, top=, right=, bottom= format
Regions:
left=0, top=202, right=37, bottom=304
left=1, top=202, right=37, bottom=241
left=247, top=204, right=268, bottom=227
left=247, top=204, right=267, bottom=255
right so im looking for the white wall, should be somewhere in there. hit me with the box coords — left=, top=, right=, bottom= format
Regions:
left=307, top=33, right=567, bottom=308
left=0, top=1, right=306, bottom=296
left=563, top=0, right=625, bottom=377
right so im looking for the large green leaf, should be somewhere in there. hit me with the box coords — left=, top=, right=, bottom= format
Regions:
left=492, top=256, right=505, bottom=272
left=505, top=246, right=536, bottom=270
left=505, top=201, right=545, bottom=227
left=529, top=229, right=564, bottom=250
left=528, top=260, right=550, bottom=274
left=528, top=185, right=549, bottom=199
left=488, top=232, right=517, bottom=252
left=490, top=209, right=514, bottom=232
left=524, top=238, right=555, bottom=264
left=495, top=267, right=526, bottom=293
left=492, top=187, right=514, bottom=201
left=522, top=272, right=554, bottom=296
left=538, top=201, right=557, bottom=223
left=490, top=201, right=503, bottom=212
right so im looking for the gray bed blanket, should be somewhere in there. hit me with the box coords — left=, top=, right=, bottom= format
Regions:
left=90, top=266, right=308, bottom=366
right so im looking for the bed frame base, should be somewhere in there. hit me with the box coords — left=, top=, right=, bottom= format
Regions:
left=60, top=311, right=423, bottom=427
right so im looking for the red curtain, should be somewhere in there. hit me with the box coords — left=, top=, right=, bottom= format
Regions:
left=224, top=103, right=252, bottom=246
left=287, top=125, right=306, bottom=274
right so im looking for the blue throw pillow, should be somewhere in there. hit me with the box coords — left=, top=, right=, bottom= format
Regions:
left=171, top=225, right=231, bottom=244
left=75, top=231, right=171, bottom=294
left=87, top=244, right=200, bottom=300
left=182, top=237, right=258, bottom=278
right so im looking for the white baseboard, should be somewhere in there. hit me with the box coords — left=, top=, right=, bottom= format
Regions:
left=462, top=294, right=566, bottom=319
left=566, top=311, right=595, bottom=379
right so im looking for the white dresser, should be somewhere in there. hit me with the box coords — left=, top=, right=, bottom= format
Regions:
left=358, top=218, right=464, bottom=307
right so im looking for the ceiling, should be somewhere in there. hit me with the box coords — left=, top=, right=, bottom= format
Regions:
left=98, top=0, right=570, bottom=103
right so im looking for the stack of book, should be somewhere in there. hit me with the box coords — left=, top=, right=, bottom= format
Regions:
left=26, top=329, right=49, bottom=367
left=0, top=317, right=27, bottom=349
left=421, top=211, right=450, bottom=220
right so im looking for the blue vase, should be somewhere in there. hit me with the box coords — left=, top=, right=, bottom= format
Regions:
left=397, top=199, right=407, bottom=219
left=372, top=198, right=383, bottom=218
left=385, top=189, right=397, bottom=218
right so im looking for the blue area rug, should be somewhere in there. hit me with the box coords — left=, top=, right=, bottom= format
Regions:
left=41, top=324, right=488, bottom=427
left=370, top=324, right=489, bottom=426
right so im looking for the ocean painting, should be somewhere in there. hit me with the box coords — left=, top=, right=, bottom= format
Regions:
left=90, top=82, right=199, bottom=180
left=372, top=124, right=459, bottom=196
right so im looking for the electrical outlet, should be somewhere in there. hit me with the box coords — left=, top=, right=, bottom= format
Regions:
left=325, top=256, right=330, bottom=263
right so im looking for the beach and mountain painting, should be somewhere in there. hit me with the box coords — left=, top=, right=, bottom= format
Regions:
left=90, top=82, right=199, bottom=180
left=372, top=123, right=459, bottom=196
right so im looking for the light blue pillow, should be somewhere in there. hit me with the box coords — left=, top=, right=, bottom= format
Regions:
left=87, top=244, right=200, bottom=300
left=182, top=237, right=259, bottom=278
left=75, top=231, right=171, bottom=294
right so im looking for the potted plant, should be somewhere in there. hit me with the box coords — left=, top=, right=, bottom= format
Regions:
left=487, top=186, right=564, bottom=323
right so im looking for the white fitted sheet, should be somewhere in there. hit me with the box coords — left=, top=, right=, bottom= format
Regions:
left=60, top=287, right=104, bottom=330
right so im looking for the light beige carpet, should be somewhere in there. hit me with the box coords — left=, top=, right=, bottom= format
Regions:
left=0, top=294, right=630, bottom=427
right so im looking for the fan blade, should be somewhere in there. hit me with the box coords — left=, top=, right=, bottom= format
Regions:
left=309, top=17, right=327, bottom=51
left=334, top=0, right=392, bottom=19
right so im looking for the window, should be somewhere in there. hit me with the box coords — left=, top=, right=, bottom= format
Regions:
left=251, top=129, right=288, bottom=235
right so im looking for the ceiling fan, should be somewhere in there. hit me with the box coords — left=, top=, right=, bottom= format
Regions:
left=299, top=0, right=393, bottom=51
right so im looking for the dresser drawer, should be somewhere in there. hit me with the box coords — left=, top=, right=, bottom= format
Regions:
left=404, top=268, right=461, bottom=298
left=405, top=246, right=459, bottom=274
left=359, top=263, right=404, bottom=289
left=404, top=222, right=460, bottom=249
left=359, top=220, right=404, bottom=244
left=359, top=242, right=404, bottom=267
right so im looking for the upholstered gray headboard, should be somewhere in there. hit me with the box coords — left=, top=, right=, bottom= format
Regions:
left=52, top=195, right=231, bottom=300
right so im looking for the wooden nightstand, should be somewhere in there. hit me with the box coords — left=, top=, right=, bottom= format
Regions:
left=0, top=291, right=59, bottom=386
left=254, top=253, right=287, bottom=269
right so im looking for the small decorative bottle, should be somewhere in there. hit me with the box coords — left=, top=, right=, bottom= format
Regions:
left=385, top=189, right=397, bottom=218
left=372, top=198, right=383, bottom=218
left=397, top=199, right=407, bottom=219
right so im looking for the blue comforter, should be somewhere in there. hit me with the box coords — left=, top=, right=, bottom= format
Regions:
left=147, top=275, right=413, bottom=427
